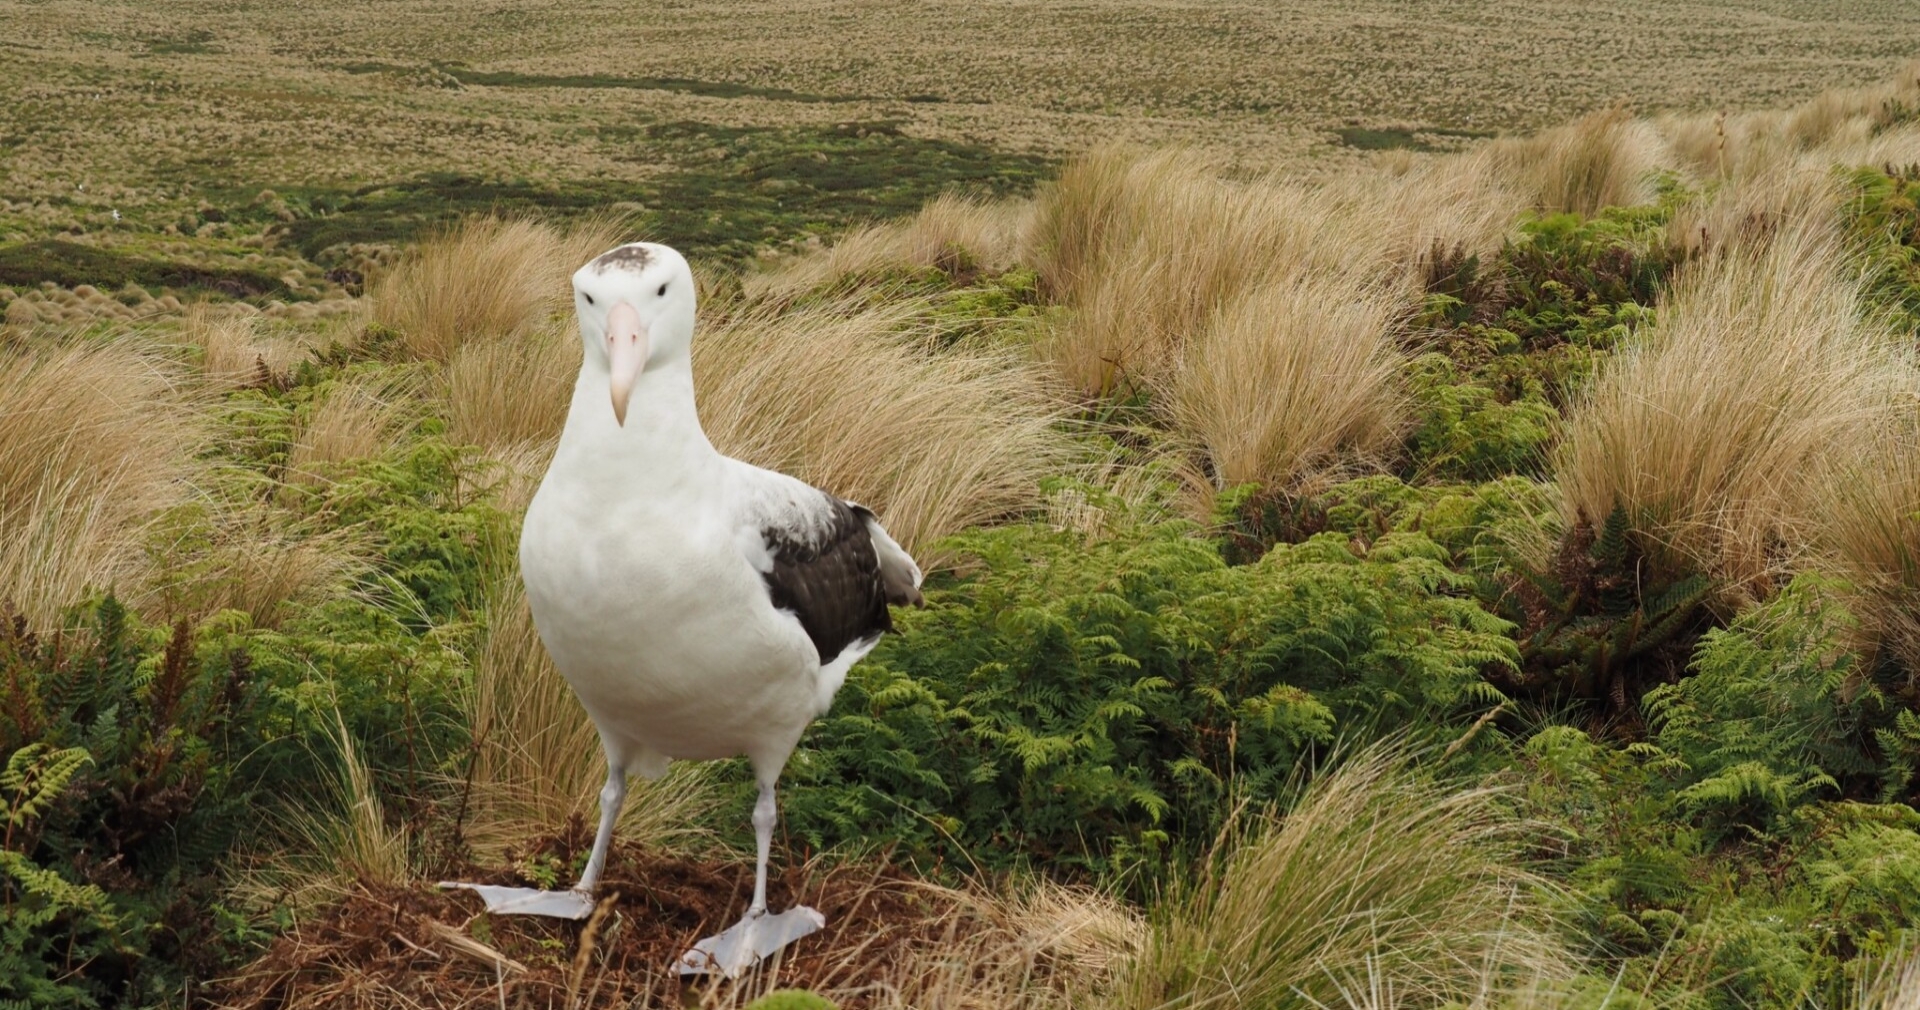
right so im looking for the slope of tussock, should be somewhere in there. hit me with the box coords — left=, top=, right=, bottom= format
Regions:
left=1554, top=222, right=1908, bottom=602
left=0, top=339, right=206, bottom=627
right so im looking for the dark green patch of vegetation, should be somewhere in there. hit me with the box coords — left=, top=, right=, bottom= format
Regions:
left=269, top=175, right=633, bottom=261
left=1334, top=125, right=1493, bottom=150
left=1336, top=127, right=1433, bottom=151
left=440, top=64, right=863, bottom=103
left=265, top=122, right=1051, bottom=267
left=644, top=120, right=1051, bottom=263
left=776, top=501, right=1513, bottom=887
left=0, top=239, right=302, bottom=300
left=141, top=30, right=218, bottom=56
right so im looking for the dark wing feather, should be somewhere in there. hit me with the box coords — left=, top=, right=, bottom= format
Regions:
left=761, top=496, right=893, bottom=664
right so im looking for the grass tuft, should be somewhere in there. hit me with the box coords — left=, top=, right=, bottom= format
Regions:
left=0, top=338, right=205, bottom=628
left=1492, top=106, right=1663, bottom=217
left=1171, top=275, right=1405, bottom=490
left=694, top=298, right=1074, bottom=557
left=1114, top=743, right=1569, bottom=1010
left=1554, top=223, right=1906, bottom=601
left=370, top=215, right=631, bottom=363
left=744, top=193, right=1029, bottom=304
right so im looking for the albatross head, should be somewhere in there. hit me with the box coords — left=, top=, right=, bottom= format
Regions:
left=571, top=242, right=697, bottom=427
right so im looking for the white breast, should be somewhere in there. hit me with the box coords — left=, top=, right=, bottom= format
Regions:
left=518, top=465, right=822, bottom=767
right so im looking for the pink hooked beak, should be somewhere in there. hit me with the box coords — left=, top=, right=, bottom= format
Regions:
left=605, top=301, right=649, bottom=426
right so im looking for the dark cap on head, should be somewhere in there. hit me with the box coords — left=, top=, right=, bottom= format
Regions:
left=590, top=244, right=655, bottom=273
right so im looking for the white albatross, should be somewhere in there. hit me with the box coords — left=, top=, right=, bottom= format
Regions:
left=440, top=241, right=924, bottom=977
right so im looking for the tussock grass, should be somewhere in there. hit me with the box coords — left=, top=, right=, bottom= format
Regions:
left=1171, top=276, right=1405, bottom=489
left=284, top=376, right=419, bottom=483
left=444, top=318, right=576, bottom=452
left=232, top=705, right=415, bottom=913
left=695, top=298, right=1074, bottom=557
left=371, top=215, right=630, bottom=363
left=1027, top=147, right=1412, bottom=491
left=1666, top=162, right=1842, bottom=260
left=180, top=303, right=311, bottom=388
left=458, top=570, right=720, bottom=860
left=1031, top=148, right=1374, bottom=365
left=745, top=193, right=1028, bottom=304
left=165, top=520, right=368, bottom=629
left=1115, top=743, right=1568, bottom=1010
left=1555, top=224, right=1906, bottom=600
left=1332, top=146, right=1527, bottom=269
left=1491, top=106, right=1663, bottom=216
left=0, top=339, right=204, bottom=628
left=1819, top=419, right=1920, bottom=673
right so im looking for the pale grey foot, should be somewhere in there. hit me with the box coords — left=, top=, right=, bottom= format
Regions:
left=675, top=772, right=822, bottom=977
left=436, top=765, right=628, bottom=920
left=674, top=905, right=826, bottom=978
left=437, top=882, right=597, bottom=918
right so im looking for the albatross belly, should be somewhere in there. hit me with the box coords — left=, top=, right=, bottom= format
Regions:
left=519, top=494, right=823, bottom=770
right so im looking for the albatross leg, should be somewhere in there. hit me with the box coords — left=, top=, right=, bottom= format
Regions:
left=435, top=759, right=624, bottom=919
left=675, top=765, right=824, bottom=978
left=748, top=772, right=776, bottom=916
left=577, top=765, right=628, bottom=895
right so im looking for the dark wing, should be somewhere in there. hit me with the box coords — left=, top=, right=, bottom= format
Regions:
left=760, top=496, right=893, bottom=665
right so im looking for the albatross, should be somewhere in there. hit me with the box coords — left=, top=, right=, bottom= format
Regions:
left=441, top=241, right=923, bottom=976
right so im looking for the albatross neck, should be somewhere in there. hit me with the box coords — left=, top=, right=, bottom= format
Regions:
left=555, top=358, right=723, bottom=492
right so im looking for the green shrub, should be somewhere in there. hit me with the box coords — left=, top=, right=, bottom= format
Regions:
left=780, top=506, right=1516, bottom=882
left=1405, top=208, right=1673, bottom=483
left=1646, top=578, right=1901, bottom=825
left=0, top=600, right=265, bottom=1006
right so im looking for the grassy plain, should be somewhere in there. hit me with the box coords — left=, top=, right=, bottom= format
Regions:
left=9, top=2, right=1920, bottom=1009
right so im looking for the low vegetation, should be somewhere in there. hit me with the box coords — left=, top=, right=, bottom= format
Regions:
left=7, top=31, right=1920, bottom=1010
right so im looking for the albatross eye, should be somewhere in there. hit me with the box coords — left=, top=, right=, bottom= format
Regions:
left=583, top=293, right=595, bottom=305
left=657, top=282, right=669, bottom=297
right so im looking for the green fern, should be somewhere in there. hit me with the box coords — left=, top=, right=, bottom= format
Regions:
left=2, top=744, right=90, bottom=839
left=779, top=506, right=1516, bottom=885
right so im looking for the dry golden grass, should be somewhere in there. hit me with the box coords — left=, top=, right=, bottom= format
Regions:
left=180, top=303, right=316, bottom=387
left=165, top=519, right=368, bottom=629
left=1024, top=147, right=1416, bottom=494
left=745, top=193, right=1029, bottom=305
left=1114, top=743, right=1569, bottom=1010
left=1554, top=224, right=1907, bottom=601
left=1032, top=148, right=1379, bottom=393
left=443, top=318, right=576, bottom=452
left=1329, top=146, right=1528, bottom=271
left=1819, top=416, right=1920, bottom=674
left=371, top=215, right=630, bottom=363
left=1658, top=62, right=1920, bottom=181
left=0, top=339, right=205, bottom=628
left=1489, top=106, right=1665, bottom=217
left=283, top=376, right=419, bottom=484
left=458, top=569, right=722, bottom=861
left=1172, top=276, right=1405, bottom=489
left=694, top=298, right=1074, bottom=558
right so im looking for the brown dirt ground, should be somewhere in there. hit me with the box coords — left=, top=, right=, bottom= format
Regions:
left=212, top=822, right=976, bottom=1010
